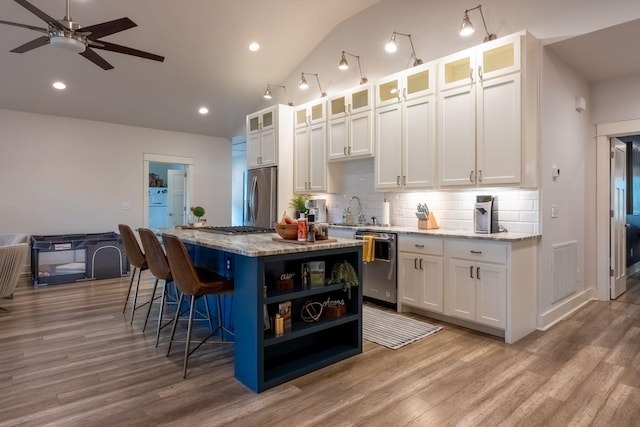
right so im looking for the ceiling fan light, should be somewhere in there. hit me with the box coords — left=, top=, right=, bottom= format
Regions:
left=459, top=12, right=475, bottom=36
left=50, top=35, right=86, bottom=53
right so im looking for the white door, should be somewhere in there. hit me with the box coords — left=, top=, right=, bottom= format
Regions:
left=374, top=103, right=402, bottom=189
left=611, top=138, right=627, bottom=299
left=308, top=122, right=326, bottom=192
left=475, top=261, right=507, bottom=328
left=419, top=255, right=444, bottom=313
left=398, top=252, right=421, bottom=307
left=168, top=169, right=186, bottom=226
left=293, top=126, right=309, bottom=193
left=404, top=94, right=436, bottom=188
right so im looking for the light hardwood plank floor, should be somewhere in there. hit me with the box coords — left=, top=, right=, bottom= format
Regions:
left=1, top=272, right=640, bottom=426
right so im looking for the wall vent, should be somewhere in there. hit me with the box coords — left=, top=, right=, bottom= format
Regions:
left=552, top=241, right=578, bottom=303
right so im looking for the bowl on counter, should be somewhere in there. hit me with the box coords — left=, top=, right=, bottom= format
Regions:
left=274, top=223, right=298, bottom=240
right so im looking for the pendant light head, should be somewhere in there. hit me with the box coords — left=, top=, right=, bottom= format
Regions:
left=385, top=33, right=398, bottom=53
left=384, top=31, right=422, bottom=67
left=299, top=72, right=326, bottom=97
left=459, top=11, right=474, bottom=36
left=299, top=73, right=309, bottom=90
left=338, top=51, right=368, bottom=85
left=263, top=85, right=272, bottom=100
left=459, top=5, right=497, bottom=42
left=262, top=84, right=293, bottom=105
left=338, top=52, right=349, bottom=70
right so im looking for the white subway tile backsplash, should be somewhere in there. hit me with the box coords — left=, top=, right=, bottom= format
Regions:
left=318, top=159, right=539, bottom=232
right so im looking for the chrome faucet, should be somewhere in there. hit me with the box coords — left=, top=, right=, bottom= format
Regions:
left=348, top=196, right=365, bottom=224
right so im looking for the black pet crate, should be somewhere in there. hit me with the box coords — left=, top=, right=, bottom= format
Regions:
left=31, top=232, right=129, bottom=287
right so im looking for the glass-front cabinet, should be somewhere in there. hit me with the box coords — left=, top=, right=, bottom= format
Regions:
left=376, top=62, right=435, bottom=108
left=328, top=85, right=374, bottom=161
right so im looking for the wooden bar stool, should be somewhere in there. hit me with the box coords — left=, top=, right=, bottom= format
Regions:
left=162, top=233, right=234, bottom=378
left=138, top=228, right=181, bottom=345
left=118, top=224, right=149, bottom=324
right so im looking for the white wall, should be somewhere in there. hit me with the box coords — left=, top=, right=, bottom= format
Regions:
left=592, top=74, right=640, bottom=123
left=0, top=109, right=231, bottom=236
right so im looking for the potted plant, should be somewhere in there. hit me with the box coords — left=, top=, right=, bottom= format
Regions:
left=190, top=206, right=205, bottom=226
left=289, top=194, right=311, bottom=218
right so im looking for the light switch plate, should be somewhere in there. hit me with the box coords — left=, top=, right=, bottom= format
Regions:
left=551, top=205, right=558, bottom=218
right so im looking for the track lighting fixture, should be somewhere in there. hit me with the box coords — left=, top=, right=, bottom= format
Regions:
left=459, top=5, right=497, bottom=42
left=298, top=72, right=327, bottom=97
left=263, top=84, right=293, bottom=106
left=338, top=51, right=368, bottom=84
left=384, top=31, right=423, bottom=67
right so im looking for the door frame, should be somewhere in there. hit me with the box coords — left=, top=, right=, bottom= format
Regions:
left=143, top=153, right=194, bottom=228
left=596, top=118, right=640, bottom=300
left=611, top=138, right=627, bottom=298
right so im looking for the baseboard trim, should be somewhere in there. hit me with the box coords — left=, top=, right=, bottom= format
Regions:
left=537, top=288, right=597, bottom=331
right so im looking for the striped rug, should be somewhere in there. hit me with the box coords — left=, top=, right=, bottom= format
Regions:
left=362, top=305, right=442, bottom=350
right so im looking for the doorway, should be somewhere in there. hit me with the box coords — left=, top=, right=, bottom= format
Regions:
left=596, top=118, right=640, bottom=301
left=143, top=153, right=194, bottom=228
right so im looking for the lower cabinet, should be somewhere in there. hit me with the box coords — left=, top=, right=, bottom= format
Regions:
left=397, top=234, right=537, bottom=344
left=444, top=257, right=506, bottom=329
left=398, top=235, right=443, bottom=313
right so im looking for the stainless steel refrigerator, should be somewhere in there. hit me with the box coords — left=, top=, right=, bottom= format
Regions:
left=244, top=166, right=277, bottom=228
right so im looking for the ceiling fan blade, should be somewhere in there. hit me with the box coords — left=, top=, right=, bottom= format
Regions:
left=80, top=47, right=114, bottom=70
left=91, top=40, right=164, bottom=62
left=0, top=19, right=48, bottom=33
left=10, top=35, right=49, bottom=53
left=80, top=17, right=137, bottom=40
left=14, top=0, right=66, bottom=31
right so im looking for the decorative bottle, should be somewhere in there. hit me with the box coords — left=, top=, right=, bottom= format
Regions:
left=297, top=213, right=307, bottom=241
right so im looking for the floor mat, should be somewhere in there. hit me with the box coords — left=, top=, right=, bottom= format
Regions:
left=362, top=305, right=442, bottom=349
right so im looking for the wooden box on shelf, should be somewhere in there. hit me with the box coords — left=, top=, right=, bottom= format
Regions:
left=323, top=304, right=346, bottom=318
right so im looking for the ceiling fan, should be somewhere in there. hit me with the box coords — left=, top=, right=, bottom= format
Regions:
left=0, top=0, right=164, bottom=70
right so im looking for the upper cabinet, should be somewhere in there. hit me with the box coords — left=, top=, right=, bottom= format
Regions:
left=375, top=62, right=437, bottom=190
left=437, top=32, right=538, bottom=188
left=246, top=105, right=295, bottom=170
left=376, top=62, right=436, bottom=108
left=293, top=100, right=340, bottom=194
left=328, top=85, right=374, bottom=161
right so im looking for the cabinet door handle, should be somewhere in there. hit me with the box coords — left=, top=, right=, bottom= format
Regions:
left=419, top=258, right=424, bottom=270
left=469, top=170, right=475, bottom=183
left=414, top=244, right=425, bottom=248
left=476, top=266, right=481, bottom=279
left=344, top=147, right=347, bottom=156
left=469, top=68, right=474, bottom=82
left=402, top=88, right=407, bottom=100
left=470, top=265, right=474, bottom=278
left=403, top=176, right=407, bottom=185
left=470, top=250, right=482, bottom=254
left=348, top=146, right=352, bottom=155
left=478, top=170, right=483, bottom=182
left=478, top=65, right=483, bottom=80
left=414, top=258, right=418, bottom=270
left=397, top=176, right=401, bottom=186
left=348, top=103, right=352, bottom=114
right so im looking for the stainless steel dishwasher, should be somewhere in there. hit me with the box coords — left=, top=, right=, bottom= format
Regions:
left=355, top=230, right=397, bottom=304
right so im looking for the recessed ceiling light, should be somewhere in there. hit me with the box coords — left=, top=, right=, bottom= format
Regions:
left=52, top=81, right=66, bottom=90
left=249, top=42, right=260, bottom=52
left=198, top=107, right=209, bottom=115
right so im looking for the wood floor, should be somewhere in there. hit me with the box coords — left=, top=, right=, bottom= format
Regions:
left=1, top=273, right=640, bottom=427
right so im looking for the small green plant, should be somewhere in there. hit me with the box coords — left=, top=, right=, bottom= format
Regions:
left=327, top=260, right=359, bottom=299
left=190, top=206, right=205, bottom=221
left=289, top=194, right=311, bottom=215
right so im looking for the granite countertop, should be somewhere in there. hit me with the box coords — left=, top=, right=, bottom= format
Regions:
left=328, top=224, right=540, bottom=242
left=162, top=228, right=362, bottom=257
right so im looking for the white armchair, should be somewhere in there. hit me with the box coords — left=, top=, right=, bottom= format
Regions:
left=0, top=234, right=29, bottom=305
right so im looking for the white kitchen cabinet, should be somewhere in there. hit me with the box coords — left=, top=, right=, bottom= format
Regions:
left=328, top=86, right=374, bottom=161
left=293, top=100, right=339, bottom=193
left=437, top=31, right=538, bottom=188
left=376, top=62, right=435, bottom=108
left=445, top=257, right=507, bottom=329
left=398, top=235, right=444, bottom=313
left=246, top=105, right=294, bottom=169
left=375, top=62, right=436, bottom=191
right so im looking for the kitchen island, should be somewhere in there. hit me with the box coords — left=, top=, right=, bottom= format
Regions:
left=163, top=228, right=363, bottom=392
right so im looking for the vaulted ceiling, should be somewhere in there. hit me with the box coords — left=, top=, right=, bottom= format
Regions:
left=0, top=0, right=379, bottom=139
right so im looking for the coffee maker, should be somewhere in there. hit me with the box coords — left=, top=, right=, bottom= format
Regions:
left=474, top=195, right=498, bottom=233
left=305, top=199, right=327, bottom=223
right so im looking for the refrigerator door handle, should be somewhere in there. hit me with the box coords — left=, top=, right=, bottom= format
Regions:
left=250, top=175, right=258, bottom=224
